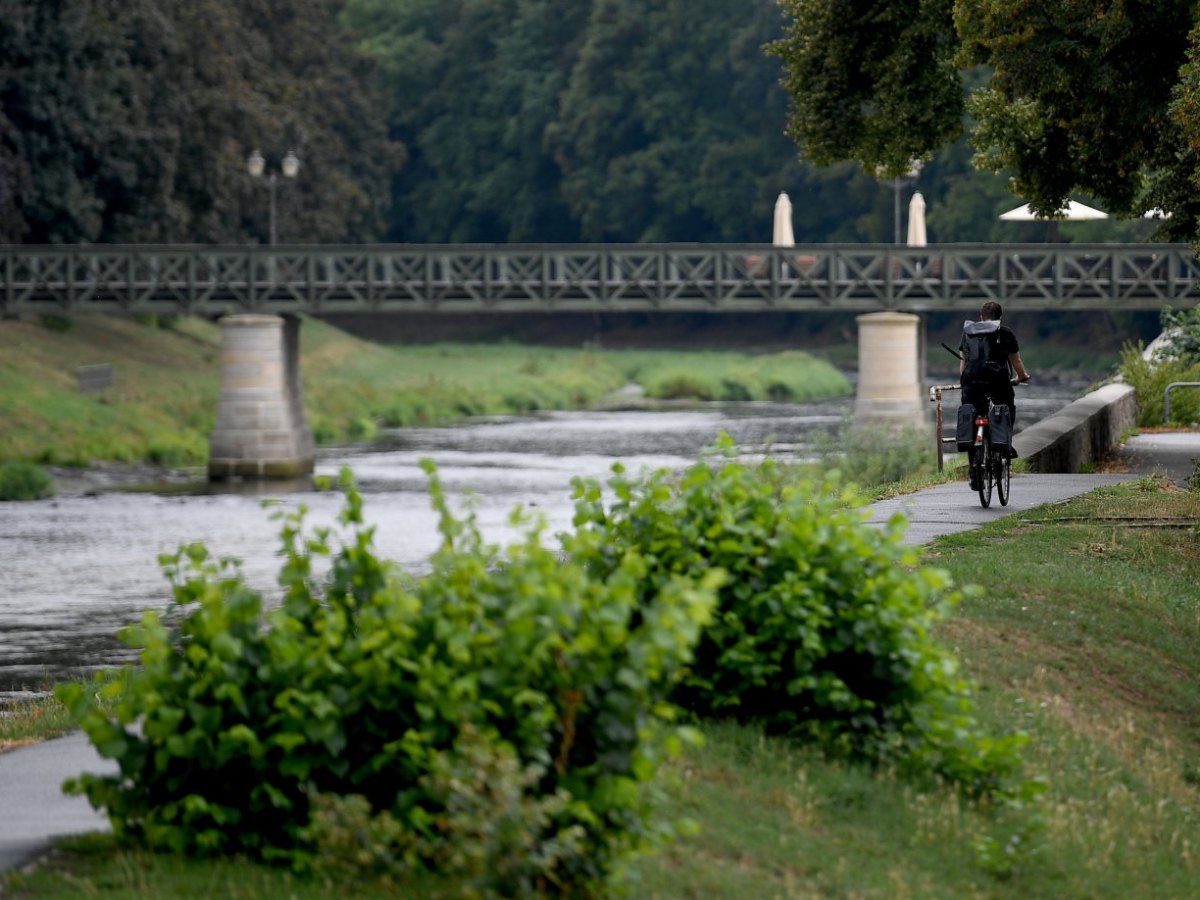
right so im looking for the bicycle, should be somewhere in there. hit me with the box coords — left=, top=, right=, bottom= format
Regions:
left=968, top=382, right=1022, bottom=509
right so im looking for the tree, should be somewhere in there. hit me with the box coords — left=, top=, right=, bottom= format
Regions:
left=548, top=0, right=809, bottom=242
left=0, top=0, right=399, bottom=244
left=772, top=0, right=1200, bottom=240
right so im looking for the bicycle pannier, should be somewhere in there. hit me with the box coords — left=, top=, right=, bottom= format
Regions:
left=990, top=404, right=1013, bottom=451
left=955, top=403, right=975, bottom=452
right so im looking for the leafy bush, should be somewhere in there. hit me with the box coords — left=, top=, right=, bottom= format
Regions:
left=306, top=725, right=588, bottom=896
left=39, top=313, right=72, bottom=332
left=0, top=461, right=54, bottom=501
left=60, top=466, right=718, bottom=893
left=642, top=368, right=721, bottom=400
left=1158, top=306, right=1200, bottom=365
left=568, top=436, right=1029, bottom=797
left=812, top=421, right=935, bottom=488
left=1119, top=344, right=1200, bottom=425
left=146, top=435, right=205, bottom=467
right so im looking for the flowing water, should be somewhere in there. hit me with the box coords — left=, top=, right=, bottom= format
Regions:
left=0, top=383, right=1083, bottom=695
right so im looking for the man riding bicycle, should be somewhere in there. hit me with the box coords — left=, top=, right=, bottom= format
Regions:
left=960, top=301, right=1030, bottom=489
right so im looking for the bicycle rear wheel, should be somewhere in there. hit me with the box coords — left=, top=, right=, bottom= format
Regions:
left=996, top=447, right=1011, bottom=506
left=976, top=436, right=993, bottom=508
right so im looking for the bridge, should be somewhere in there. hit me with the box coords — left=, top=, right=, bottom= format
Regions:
left=2, top=243, right=1199, bottom=315
left=5, top=243, right=1196, bottom=481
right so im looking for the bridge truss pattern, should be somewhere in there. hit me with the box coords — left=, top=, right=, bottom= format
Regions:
left=3, top=244, right=1199, bottom=315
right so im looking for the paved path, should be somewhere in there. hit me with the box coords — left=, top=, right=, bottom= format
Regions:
left=1109, top=430, right=1200, bottom=487
left=867, top=473, right=1138, bottom=545
left=3, top=430, right=1198, bottom=876
left=0, top=731, right=115, bottom=872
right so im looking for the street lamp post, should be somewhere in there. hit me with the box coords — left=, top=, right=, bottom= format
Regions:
left=247, top=150, right=301, bottom=245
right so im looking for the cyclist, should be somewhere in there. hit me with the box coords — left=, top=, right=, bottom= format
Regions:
left=960, top=301, right=1030, bottom=489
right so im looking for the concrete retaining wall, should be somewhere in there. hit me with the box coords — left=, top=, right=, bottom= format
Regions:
left=1013, top=382, right=1138, bottom=473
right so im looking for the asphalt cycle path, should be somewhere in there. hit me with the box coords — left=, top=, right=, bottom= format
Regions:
left=867, top=473, right=1138, bottom=546
left=0, top=731, right=115, bottom=873
left=869, top=430, right=1200, bottom=546
left=2, top=432, right=1197, bottom=876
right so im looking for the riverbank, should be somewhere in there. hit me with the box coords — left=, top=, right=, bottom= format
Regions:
left=0, top=314, right=852, bottom=481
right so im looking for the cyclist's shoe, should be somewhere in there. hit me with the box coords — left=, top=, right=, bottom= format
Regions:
left=1007, top=446, right=1019, bottom=459
left=968, top=469, right=980, bottom=490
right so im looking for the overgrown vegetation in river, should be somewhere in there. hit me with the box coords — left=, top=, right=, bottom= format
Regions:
left=0, top=313, right=850, bottom=474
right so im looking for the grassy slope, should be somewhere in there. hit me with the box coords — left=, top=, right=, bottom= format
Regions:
left=4, top=481, right=1197, bottom=898
left=629, top=479, right=1200, bottom=898
left=0, top=314, right=851, bottom=467
left=0, top=315, right=222, bottom=465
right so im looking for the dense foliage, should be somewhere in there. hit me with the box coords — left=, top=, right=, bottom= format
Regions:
left=4, top=0, right=1121, bottom=245
left=569, top=439, right=1031, bottom=796
left=1121, top=306, right=1200, bottom=426
left=60, top=466, right=718, bottom=892
left=0, top=460, right=53, bottom=501
left=0, top=0, right=398, bottom=244
left=773, top=0, right=1200, bottom=240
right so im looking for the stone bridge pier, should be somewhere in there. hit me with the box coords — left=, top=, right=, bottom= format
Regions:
left=854, top=311, right=926, bottom=426
left=208, top=314, right=314, bottom=480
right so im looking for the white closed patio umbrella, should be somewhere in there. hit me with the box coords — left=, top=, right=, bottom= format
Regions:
left=772, top=191, right=795, bottom=247
left=906, top=191, right=927, bottom=247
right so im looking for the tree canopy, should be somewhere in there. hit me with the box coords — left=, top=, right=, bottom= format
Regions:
left=773, top=0, right=1200, bottom=240
left=0, top=0, right=399, bottom=244
left=1, top=0, right=1171, bottom=246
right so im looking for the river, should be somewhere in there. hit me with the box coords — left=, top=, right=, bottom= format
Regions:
left=0, top=381, right=1086, bottom=695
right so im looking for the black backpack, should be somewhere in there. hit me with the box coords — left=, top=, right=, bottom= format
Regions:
left=961, top=320, right=1009, bottom=382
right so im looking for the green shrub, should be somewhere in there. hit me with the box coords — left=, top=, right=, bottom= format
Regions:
left=39, top=313, right=72, bottom=332
left=60, top=466, right=718, bottom=893
left=813, top=421, right=935, bottom=488
left=145, top=435, right=205, bottom=467
left=306, top=725, right=588, bottom=895
left=568, top=436, right=1029, bottom=797
left=0, top=461, right=54, bottom=501
left=1158, top=305, right=1200, bottom=364
left=643, top=368, right=721, bottom=400
left=1120, top=343, right=1200, bottom=425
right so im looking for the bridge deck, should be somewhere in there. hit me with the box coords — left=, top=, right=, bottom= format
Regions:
left=3, top=244, right=1198, bottom=314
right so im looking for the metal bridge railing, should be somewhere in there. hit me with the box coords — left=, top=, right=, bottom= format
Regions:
left=3, top=244, right=1198, bottom=316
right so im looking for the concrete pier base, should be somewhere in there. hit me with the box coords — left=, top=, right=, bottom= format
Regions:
left=854, top=311, right=925, bottom=426
left=208, top=314, right=314, bottom=480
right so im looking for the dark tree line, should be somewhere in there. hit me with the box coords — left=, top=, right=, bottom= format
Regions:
left=0, top=0, right=1163, bottom=246
left=344, top=0, right=929, bottom=244
left=0, top=0, right=399, bottom=244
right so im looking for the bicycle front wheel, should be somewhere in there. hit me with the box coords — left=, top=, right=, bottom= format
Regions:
left=977, top=436, right=993, bottom=508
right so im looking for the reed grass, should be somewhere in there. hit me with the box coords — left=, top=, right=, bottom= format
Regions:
left=0, top=691, right=77, bottom=752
